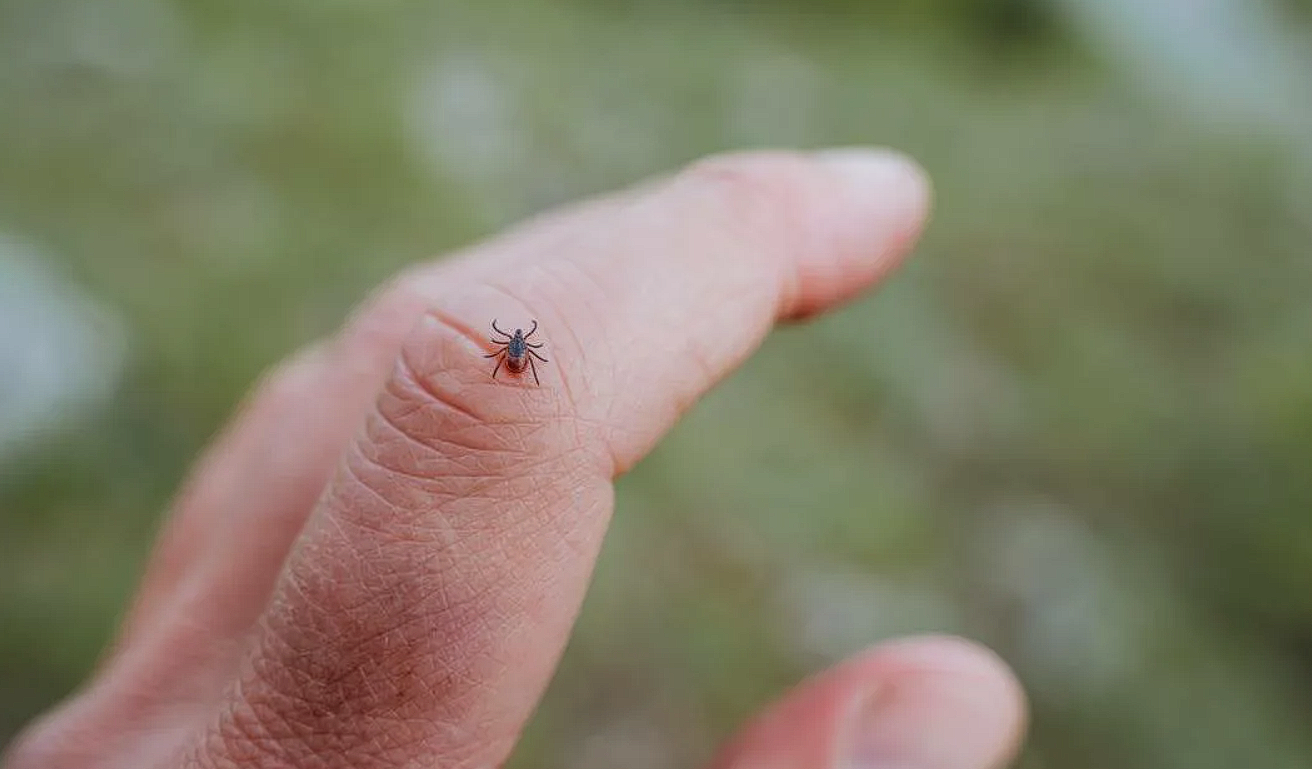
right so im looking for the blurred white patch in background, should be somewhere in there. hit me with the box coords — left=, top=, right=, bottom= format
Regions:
left=0, top=235, right=127, bottom=462
left=165, top=173, right=282, bottom=269
left=973, top=498, right=1144, bottom=701
left=62, top=0, right=182, bottom=78
left=404, top=54, right=528, bottom=186
left=2, top=0, right=184, bottom=80
left=773, top=565, right=960, bottom=665
left=723, top=51, right=824, bottom=147
left=1057, top=0, right=1312, bottom=156
left=571, top=716, right=677, bottom=769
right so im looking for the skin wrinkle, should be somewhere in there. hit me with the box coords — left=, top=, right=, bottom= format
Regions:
left=349, top=438, right=450, bottom=490
left=348, top=416, right=578, bottom=528
left=416, top=307, right=488, bottom=354
left=381, top=364, right=496, bottom=435
left=352, top=427, right=550, bottom=507
left=359, top=424, right=518, bottom=489
left=333, top=458, right=407, bottom=523
left=369, top=402, right=516, bottom=471
left=325, top=472, right=459, bottom=552
left=368, top=389, right=537, bottom=466
left=392, top=352, right=481, bottom=425
left=329, top=468, right=444, bottom=547
left=388, top=339, right=565, bottom=445
left=365, top=325, right=604, bottom=512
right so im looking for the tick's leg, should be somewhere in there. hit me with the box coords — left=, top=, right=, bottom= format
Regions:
left=524, top=319, right=538, bottom=339
left=491, top=355, right=504, bottom=380
left=491, top=319, right=512, bottom=339
left=526, top=341, right=544, bottom=348
left=528, top=355, right=540, bottom=385
left=528, top=349, right=549, bottom=363
left=484, top=348, right=507, bottom=358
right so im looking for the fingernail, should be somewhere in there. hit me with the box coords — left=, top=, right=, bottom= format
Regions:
left=813, top=147, right=932, bottom=222
left=839, top=673, right=1009, bottom=769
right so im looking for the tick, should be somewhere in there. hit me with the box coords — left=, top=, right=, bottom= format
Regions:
left=485, top=319, right=548, bottom=385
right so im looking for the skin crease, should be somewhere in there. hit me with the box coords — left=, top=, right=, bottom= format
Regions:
left=4, top=149, right=1027, bottom=769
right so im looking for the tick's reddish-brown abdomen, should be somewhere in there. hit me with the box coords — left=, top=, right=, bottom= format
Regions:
left=505, top=356, right=527, bottom=374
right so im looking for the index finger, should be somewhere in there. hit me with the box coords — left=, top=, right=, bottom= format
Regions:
left=193, top=148, right=930, bottom=769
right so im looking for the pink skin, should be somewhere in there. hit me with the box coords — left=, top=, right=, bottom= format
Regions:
left=5, top=149, right=1026, bottom=769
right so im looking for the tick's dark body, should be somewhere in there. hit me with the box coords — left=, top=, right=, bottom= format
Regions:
left=486, top=320, right=548, bottom=385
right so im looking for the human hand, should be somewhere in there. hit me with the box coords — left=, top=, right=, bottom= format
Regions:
left=5, top=149, right=1026, bottom=769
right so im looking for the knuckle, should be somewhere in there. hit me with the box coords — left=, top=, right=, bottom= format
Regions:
left=326, top=302, right=606, bottom=567
left=365, top=353, right=537, bottom=494
left=356, top=306, right=600, bottom=493
left=674, top=150, right=818, bottom=245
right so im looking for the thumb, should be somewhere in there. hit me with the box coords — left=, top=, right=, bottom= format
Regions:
left=710, top=637, right=1027, bottom=769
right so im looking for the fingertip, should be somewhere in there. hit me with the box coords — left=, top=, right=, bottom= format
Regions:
left=839, top=635, right=1027, bottom=769
left=853, top=634, right=1021, bottom=684
left=813, top=147, right=932, bottom=223
left=785, top=147, right=933, bottom=319
left=710, top=635, right=1026, bottom=769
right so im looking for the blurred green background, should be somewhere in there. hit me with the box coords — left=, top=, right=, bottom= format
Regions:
left=3, top=0, right=1312, bottom=766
